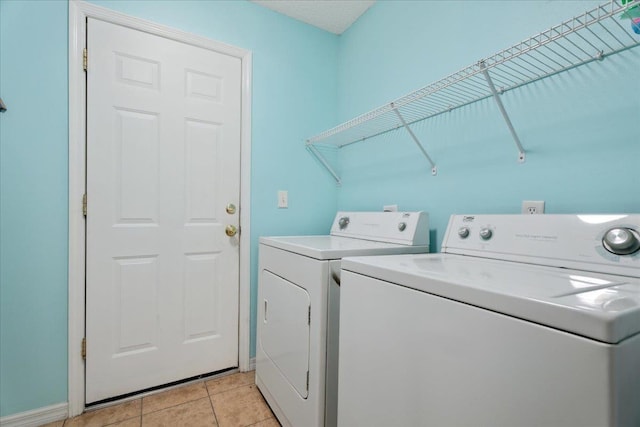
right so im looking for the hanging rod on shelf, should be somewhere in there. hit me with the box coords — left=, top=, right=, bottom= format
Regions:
left=306, top=0, right=640, bottom=183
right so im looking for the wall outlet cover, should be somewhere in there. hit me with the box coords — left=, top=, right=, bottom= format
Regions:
left=522, top=200, right=545, bottom=214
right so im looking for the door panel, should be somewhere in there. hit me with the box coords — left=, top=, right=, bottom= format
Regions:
left=185, top=120, right=220, bottom=222
left=114, top=108, right=159, bottom=224
left=184, top=253, right=220, bottom=342
left=86, top=18, right=241, bottom=403
left=113, top=255, right=158, bottom=356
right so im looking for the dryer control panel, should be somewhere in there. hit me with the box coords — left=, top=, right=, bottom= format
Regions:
left=330, top=211, right=429, bottom=246
left=442, top=214, right=640, bottom=277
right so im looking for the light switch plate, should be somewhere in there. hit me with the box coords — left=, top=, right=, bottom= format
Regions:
left=278, top=190, right=288, bottom=208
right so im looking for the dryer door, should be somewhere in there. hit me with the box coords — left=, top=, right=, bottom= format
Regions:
left=261, top=270, right=310, bottom=398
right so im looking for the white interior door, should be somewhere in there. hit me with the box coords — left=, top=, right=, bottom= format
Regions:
left=85, top=17, right=241, bottom=403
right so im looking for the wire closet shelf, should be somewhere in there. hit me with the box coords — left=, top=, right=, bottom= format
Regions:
left=306, top=0, right=640, bottom=183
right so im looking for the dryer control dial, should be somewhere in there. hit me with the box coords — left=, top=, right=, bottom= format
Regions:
left=603, top=227, right=640, bottom=255
left=338, top=216, right=350, bottom=230
left=458, top=227, right=470, bottom=238
left=479, top=228, right=493, bottom=240
left=398, top=222, right=407, bottom=231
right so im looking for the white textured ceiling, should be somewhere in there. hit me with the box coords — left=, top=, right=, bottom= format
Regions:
left=251, top=1, right=375, bottom=35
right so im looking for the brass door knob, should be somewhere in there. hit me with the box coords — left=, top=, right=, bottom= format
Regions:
left=225, top=225, right=238, bottom=237
left=226, top=203, right=236, bottom=214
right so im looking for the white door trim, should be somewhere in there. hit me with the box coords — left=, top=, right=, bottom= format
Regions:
left=68, top=0, right=252, bottom=416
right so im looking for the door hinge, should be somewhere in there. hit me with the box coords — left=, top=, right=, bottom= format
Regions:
left=83, top=48, right=88, bottom=71
left=81, top=337, right=86, bottom=360
left=308, top=306, right=311, bottom=325
left=82, top=193, right=87, bottom=217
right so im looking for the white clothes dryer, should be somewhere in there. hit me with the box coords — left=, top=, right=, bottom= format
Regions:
left=256, top=211, right=430, bottom=427
left=338, top=214, right=640, bottom=427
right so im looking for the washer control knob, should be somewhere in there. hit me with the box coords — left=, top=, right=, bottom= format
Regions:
left=398, top=222, right=407, bottom=232
left=458, top=227, right=470, bottom=239
left=603, top=228, right=640, bottom=255
left=338, top=216, right=350, bottom=230
left=479, top=228, right=493, bottom=240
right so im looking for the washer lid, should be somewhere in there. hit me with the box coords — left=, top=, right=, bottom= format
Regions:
left=342, top=254, right=640, bottom=343
left=260, top=235, right=429, bottom=260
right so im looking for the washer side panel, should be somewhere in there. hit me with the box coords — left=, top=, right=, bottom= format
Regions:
left=338, top=270, right=616, bottom=427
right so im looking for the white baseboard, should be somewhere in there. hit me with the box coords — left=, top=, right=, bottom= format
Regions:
left=249, top=357, right=256, bottom=371
left=0, top=403, right=68, bottom=427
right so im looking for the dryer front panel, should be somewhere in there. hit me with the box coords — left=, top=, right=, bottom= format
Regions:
left=261, top=270, right=310, bottom=399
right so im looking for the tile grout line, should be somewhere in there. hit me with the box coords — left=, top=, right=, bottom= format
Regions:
left=140, top=383, right=208, bottom=416
left=141, top=395, right=211, bottom=417
left=101, top=414, right=142, bottom=427
left=205, top=381, right=255, bottom=397
left=205, top=376, right=258, bottom=427
left=210, top=382, right=279, bottom=427
left=206, top=392, right=220, bottom=426
left=59, top=409, right=142, bottom=426
left=246, top=415, right=279, bottom=427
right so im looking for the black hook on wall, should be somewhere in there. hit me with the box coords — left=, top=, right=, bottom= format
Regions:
left=0, top=97, right=7, bottom=112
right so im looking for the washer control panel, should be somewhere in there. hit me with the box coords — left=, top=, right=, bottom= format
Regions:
left=442, top=214, right=640, bottom=277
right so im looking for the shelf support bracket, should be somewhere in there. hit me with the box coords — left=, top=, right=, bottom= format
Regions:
left=479, top=61, right=526, bottom=163
left=392, top=104, right=437, bottom=176
left=306, top=143, right=342, bottom=185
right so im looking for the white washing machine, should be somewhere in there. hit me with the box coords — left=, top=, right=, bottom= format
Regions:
left=256, top=211, right=430, bottom=427
left=338, top=214, right=640, bottom=427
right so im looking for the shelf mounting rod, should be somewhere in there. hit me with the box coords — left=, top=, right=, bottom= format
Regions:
left=306, top=143, right=342, bottom=185
left=392, top=104, right=437, bottom=176
left=479, top=61, right=526, bottom=163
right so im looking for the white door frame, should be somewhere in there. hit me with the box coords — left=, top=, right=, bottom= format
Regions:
left=68, top=0, right=252, bottom=416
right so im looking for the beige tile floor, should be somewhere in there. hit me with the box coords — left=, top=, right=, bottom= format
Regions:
left=40, top=372, right=281, bottom=427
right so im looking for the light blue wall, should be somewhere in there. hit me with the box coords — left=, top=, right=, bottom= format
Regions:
left=336, top=0, right=640, bottom=249
left=0, top=0, right=338, bottom=417
left=0, top=0, right=70, bottom=417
